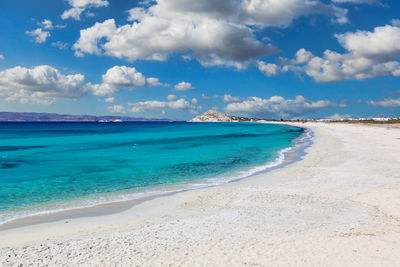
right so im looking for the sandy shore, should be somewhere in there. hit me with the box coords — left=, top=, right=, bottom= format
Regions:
left=1, top=122, right=400, bottom=266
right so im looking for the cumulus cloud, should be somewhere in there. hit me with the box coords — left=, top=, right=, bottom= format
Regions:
left=62, top=0, right=109, bottom=20
left=27, top=19, right=66, bottom=44
left=0, top=54, right=4, bottom=60
left=0, top=65, right=168, bottom=104
left=225, top=95, right=339, bottom=119
left=39, top=19, right=53, bottom=30
left=167, top=94, right=177, bottom=101
left=26, top=28, right=50, bottom=44
left=107, top=105, right=126, bottom=113
left=257, top=61, right=278, bottom=76
left=174, top=81, right=195, bottom=91
left=191, top=97, right=198, bottom=104
left=108, top=98, right=202, bottom=115
left=201, top=93, right=219, bottom=100
left=72, top=19, right=116, bottom=57
left=51, top=41, right=69, bottom=50
left=223, top=94, right=242, bottom=103
left=86, top=65, right=167, bottom=96
left=105, top=96, right=115, bottom=103
left=0, top=65, right=87, bottom=104
left=272, top=24, right=400, bottom=82
left=73, top=0, right=348, bottom=69
left=367, top=98, right=400, bottom=107
left=73, top=18, right=274, bottom=69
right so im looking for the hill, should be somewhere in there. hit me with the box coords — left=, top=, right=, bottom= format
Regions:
left=0, top=112, right=180, bottom=122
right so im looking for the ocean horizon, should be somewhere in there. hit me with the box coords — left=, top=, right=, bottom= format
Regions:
left=0, top=122, right=304, bottom=225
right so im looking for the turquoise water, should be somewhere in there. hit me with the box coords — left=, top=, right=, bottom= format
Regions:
left=0, top=122, right=303, bottom=224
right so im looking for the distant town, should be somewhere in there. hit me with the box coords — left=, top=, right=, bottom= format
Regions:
left=313, top=114, right=400, bottom=123
left=190, top=110, right=400, bottom=124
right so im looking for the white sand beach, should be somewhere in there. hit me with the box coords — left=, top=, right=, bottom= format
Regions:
left=1, top=122, right=400, bottom=266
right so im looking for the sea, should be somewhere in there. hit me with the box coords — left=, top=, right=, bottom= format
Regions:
left=0, top=122, right=306, bottom=226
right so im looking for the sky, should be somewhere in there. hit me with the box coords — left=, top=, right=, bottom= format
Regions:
left=0, top=0, right=400, bottom=120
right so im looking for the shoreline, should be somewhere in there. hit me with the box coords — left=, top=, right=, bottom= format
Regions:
left=0, top=124, right=311, bottom=231
left=2, top=122, right=400, bottom=266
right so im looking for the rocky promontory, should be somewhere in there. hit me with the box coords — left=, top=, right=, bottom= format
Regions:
left=189, top=110, right=240, bottom=122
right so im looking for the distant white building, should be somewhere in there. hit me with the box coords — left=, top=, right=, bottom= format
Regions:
left=372, top=117, right=389, bottom=121
left=372, top=114, right=390, bottom=121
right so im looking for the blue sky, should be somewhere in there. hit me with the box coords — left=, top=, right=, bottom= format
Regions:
left=0, top=0, right=400, bottom=120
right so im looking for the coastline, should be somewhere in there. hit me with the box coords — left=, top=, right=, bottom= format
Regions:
left=2, top=122, right=400, bottom=266
left=0, top=123, right=310, bottom=230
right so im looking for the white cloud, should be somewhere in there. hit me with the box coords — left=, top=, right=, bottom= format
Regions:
left=73, top=0, right=347, bottom=69
left=174, top=81, right=195, bottom=91
left=107, top=105, right=126, bottom=113
left=293, top=48, right=314, bottom=64
left=0, top=65, right=86, bottom=104
left=105, top=96, right=115, bottom=103
left=72, top=19, right=116, bottom=57
left=40, top=19, right=53, bottom=30
left=26, top=28, right=50, bottom=44
left=146, top=77, right=166, bottom=87
left=201, top=93, right=219, bottom=100
left=27, top=19, right=65, bottom=45
left=332, top=0, right=380, bottom=4
left=0, top=65, right=167, bottom=104
left=201, top=93, right=211, bottom=100
left=167, top=94, right=177, bottom=101
left=127, top=98, right=201, bottom=114
left=51, top=41, right=69, bottom=50
left=326, top=113, right=352, bottom=120
left=241, top=0, right=348, bottom=25
left=86, top=65, right=167, bottom=96
left=129, top=98, right=187, bottom=112
left=55, top=24, right=67, bottom=29
left=0, top=54, right=4, bottom=60
left=367, top=98, right=400, bottom=107
left=392, top=19, right=400, bottom=27
left=127, top=7, right=148, bottom=21
left=336, top=25, right=400, bottom=59
left=225, top=95, right=339, bottom=119
left=257, top=61, right=278, bottom=76
left=276, top=24, right=400, bottom=82
left=62, top=0, right=109, bottom=20
left=86, top=11, right=95, bottom=18
left=191, top=97, right=198, bottom=104
left=223, top=94, right=242, bottom=103
left=73, top=18, right=273, bottom=69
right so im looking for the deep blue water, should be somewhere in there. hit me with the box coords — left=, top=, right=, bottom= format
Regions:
left=0, top=122, right=303, bottom=224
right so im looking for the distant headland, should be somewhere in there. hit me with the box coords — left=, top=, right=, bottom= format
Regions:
left=0, top=112, right=182, bottom=122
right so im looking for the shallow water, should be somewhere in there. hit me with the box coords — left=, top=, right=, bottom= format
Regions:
left=0, top=122, right=303, bottom=224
